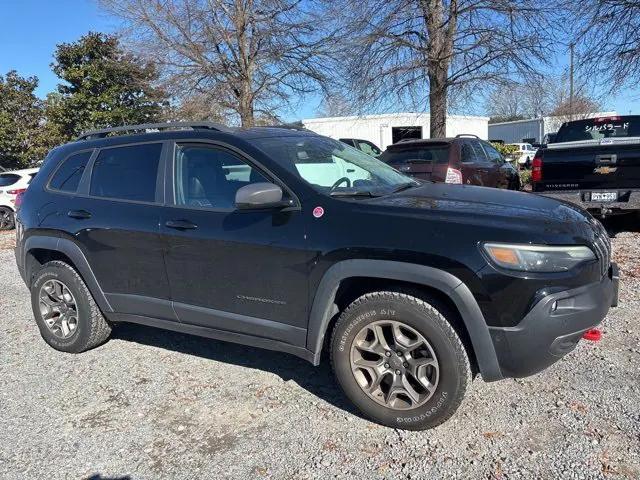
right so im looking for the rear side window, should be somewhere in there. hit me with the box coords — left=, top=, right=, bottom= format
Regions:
left=49, top=151, right=92, bottom=192
left=0, top=174, right=20, bottom=187
left=380, top=145, right=450, bottom=164
left=481, top=143, right=503, bottom=164
left=90, top=143, right=162, bottom=202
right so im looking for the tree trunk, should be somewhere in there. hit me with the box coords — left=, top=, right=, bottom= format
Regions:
left=238, top=80, right=255, bottom=128
left=428, top=70, right=447, bottom=138
left=422, top=0, right=454, bottom=139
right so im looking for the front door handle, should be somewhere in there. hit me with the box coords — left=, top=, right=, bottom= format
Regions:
left=67, top=210, right=92, bottom=219
left=165, top=219, right=198, bottom=230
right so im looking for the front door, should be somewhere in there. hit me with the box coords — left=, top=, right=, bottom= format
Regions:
left=160, top=142, right=313, bottom=347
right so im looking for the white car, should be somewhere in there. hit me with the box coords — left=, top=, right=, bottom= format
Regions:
left=508, top=143, right=538, bottom=167
left=0, top=168, right=38, bottom=230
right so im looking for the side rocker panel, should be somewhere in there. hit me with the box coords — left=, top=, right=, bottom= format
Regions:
left=306, top=259, right=504, bottom=381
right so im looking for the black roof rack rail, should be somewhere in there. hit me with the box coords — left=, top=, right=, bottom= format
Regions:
left=76, top=121, right=231, bottom=141
left=455, top=133, right=479, bottom=139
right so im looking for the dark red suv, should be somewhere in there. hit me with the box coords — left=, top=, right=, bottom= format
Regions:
left=379, top=135, right=520, bottom=190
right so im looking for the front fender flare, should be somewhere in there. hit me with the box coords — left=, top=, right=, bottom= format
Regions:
left=306, top=259, right=503, bottom=381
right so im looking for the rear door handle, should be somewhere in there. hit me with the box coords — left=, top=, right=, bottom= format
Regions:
left=67, top=210, right=92, bottom=219
left=165, top=219, right=198, bottom=230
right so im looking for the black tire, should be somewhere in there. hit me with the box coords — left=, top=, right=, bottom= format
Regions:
left=330, top=291, right=471, bottom=430
left=0, top=207, right=15, bottom=230
left=31, top=260, right=111, bottom=353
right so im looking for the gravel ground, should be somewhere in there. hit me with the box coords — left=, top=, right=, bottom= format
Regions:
left=0, top=221, right=639, bottom=480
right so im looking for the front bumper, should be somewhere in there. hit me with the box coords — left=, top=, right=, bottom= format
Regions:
left=489, top=263, right=619, bottom=378
left=535, top=189, right=640, bottom=213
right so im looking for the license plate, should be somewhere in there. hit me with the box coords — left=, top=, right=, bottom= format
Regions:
left=590, top=192, right=617, bottom=202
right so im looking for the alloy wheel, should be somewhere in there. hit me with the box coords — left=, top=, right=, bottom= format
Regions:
left=38, top=279, right=79, bottom=339
left=350, top=320, right=439, bottom=410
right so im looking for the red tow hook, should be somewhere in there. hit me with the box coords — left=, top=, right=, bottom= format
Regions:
left=582, top=329, right=602, bottom=342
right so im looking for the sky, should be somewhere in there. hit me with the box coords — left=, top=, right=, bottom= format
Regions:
left=0, top=0, right=638, bottom=120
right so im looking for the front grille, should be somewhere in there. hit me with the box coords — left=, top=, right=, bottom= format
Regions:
left=592, top=223, right=611, bottom=278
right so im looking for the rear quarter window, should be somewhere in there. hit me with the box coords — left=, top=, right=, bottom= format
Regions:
left=380, top=145, right=450, bottom=164
left=90, top=143, right=162, bottom=202
left=49, top=151, right=92, bottom=192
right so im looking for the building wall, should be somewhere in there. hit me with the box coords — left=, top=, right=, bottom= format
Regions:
left=488, top=112, right=618, bottom=144
left=488, top=119, right=543, bottom=144
left=302, top=113, right=489, bottom=150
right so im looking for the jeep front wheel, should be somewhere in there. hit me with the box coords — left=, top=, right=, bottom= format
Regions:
left=330, top=291, right=471, bottom=430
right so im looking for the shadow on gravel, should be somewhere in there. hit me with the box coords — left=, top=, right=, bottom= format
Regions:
left=112, top=323, right=362, bottom=418
left=84, top=475, right=131, bottom=480
left=600, top=213, right=640, bottom=237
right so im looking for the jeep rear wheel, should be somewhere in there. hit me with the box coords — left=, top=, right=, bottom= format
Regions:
left=31, top=261, right=111, bottom=353
left=330, top=291, right=471, bottom=430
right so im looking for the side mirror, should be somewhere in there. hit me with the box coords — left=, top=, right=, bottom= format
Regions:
left=235, top=182, right=287, bottom=209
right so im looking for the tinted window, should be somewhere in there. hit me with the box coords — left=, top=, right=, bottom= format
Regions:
left=174, top=145, right=269, bottom=209
left=470, top=140, right=488, bottom=161
left=380, top=145, right=450, bottom=165
left=356, top=140, right=381, bottom=156
left=90, top=143, right=162, bottom=202
left=49, top=151, right=92, bottom=192
left=555, top=116, right=640, bottom=143
left=481, top=143, right=503, bottom=164
left=0, top=174, right=20, bottom=187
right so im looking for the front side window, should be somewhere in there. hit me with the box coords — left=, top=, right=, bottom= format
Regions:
left=253, top=136, right=418, bottom=196
left=90, top=143, right=162, bottom=202
left=49, top=151, right=92, bottom=192
left=174, top=144, right=269, bottom=209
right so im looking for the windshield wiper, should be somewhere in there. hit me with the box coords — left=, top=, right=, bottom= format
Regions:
left=388, top=182, right=420, bottom=194
left=329, top=189, right=375, bottom=197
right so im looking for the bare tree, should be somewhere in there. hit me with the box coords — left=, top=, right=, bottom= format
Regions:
left=487, top=74, right=602, bottom=123
left=329, top=0, right=563, bottom=137
left=572, top=1, right=640, bottom=94
left=316, top=93, right=354, bottom=118
left=100, top=0, right=335, bottom=127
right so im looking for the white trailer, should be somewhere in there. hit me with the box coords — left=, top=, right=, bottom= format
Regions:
left=302, top=113, right=489, bottom=150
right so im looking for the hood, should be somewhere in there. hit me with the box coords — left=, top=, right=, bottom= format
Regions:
left=359, top=183, right=599, bottom=241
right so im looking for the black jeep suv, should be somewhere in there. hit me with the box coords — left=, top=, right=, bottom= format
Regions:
left=15, top=122, right=619, bottom=430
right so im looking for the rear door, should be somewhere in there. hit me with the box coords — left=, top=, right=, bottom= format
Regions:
left=481, top=141, right=511, bottom=188
left=460, top=140, right=493, bottom=186
left=69, top=142, right=173, bottom=319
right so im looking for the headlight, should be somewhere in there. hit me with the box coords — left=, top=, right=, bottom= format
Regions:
left=482, top=243, right=596, bottom=273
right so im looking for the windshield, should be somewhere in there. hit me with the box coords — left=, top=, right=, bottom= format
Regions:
left=252, top=136, right=419, bottom=196
left=555, top=116, right=640, bottom=143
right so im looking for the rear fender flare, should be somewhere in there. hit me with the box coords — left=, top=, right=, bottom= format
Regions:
left=306, top=259, right=503, bottom=381
left=23, top=235, right=113, bottom=313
